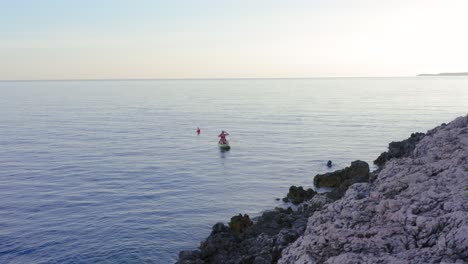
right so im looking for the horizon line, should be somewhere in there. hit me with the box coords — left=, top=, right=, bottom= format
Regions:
left=0, top=75, right=440, bottom=82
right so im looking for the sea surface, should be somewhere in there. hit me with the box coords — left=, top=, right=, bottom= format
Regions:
left=0, top=78, right=467, bottom=263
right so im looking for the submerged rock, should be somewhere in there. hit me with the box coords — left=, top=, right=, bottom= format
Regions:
left=314, top=160, right=370, bottom=200
left=282, top=186, right=317, bottom=205
left=374, top=132, right=425, bottom=167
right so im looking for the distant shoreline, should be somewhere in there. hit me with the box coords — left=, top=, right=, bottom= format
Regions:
left=417, top=72, right=468, bottom=76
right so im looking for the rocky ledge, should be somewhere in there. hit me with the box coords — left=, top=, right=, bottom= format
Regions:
left=178, top=115, right=468, bottom=264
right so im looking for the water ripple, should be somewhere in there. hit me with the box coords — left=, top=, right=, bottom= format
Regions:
left=0, top=78, right=467, bottom=263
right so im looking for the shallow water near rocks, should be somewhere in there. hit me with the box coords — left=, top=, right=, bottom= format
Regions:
left=0, top=78, right=467, bottom=263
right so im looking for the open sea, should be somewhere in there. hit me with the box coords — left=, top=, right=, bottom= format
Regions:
left=0, top=77, right=467, bottom=263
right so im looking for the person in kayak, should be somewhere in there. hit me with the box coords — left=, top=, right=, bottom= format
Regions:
left=218, top=130, right=229, bottom=144
left=197, top=127, right=201, bottom=135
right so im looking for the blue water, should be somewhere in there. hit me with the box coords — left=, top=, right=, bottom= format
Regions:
left=0, top=78, right=467, bottom=263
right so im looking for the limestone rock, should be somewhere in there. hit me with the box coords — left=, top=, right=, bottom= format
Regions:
left=374, top=132, right=425, bottom=167
left=283, top=186, right=317, bottom=205
left=176, top=195, right=331, bottom=264
left=279, top=115, right=468, bottom=264
left=229, top=214, right=253, bottom=235
left=314, top=160, right=370, bottom=200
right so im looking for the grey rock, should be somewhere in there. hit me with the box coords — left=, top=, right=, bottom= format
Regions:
left=279, top=115, right=468, bottom=264
left=229, top=214, right=253, bottom=235
left=176, top=195, right=331, bottom=263
left=283, top=186, right=317, bottom=205
left=314, top=160, right=370, bottom=200
left=177, top=250, right=203, bottom=264
left=374, top=132, right=426, bottom=167
left=211, top=222, right=230, bottom=234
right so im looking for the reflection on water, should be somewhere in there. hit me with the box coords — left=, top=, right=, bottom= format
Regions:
left=219, top=146, right=230, bottom=159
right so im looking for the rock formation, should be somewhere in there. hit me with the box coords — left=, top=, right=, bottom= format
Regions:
left=177, top=114, right=468, bottom=264
left=280, top=115, right=468, bottom=263
left=229, top=214, right=253, bottom=235
left=177, top=195, right=331, bottom=264
left=283, top=186, right=317, bottom=205
left=314, top=160, right=370, bottom=200
left=373, top=132, right=426, bottom=167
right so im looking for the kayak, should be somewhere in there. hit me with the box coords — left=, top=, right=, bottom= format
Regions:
left=218, top=143, right=231, bottom=149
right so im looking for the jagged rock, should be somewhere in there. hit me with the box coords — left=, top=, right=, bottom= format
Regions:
left=229, top=214, right=253, bottom=235
left=177, top=250, right=203, bottom=264
left=246, top=207, right=294, bottom=236
left=211, top=222, right=230, bottom=234
left=283, top=186, right=317, bottom=205
left=314, top=160, right=369, bottom=188
left=198, top=227, right=238, bottom=262
left=374, top=132, right=426, bottom=167
left=314, top=160, right=370, bottom=200
left=176, top=195, right=331, bottom=264
left=279, top=115, right=468, bottom=264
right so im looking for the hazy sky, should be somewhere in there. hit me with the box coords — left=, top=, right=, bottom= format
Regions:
left=1, top=0, right=468, bottom=80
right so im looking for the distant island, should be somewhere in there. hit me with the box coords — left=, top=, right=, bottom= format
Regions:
left=418, top=72, right=468, bottom=76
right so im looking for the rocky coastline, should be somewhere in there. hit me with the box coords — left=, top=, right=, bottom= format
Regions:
left=177, top=115, right=468, bottom=264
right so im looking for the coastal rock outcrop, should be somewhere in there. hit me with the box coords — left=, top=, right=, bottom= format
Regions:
left=279, top=115, right=468, bottom=263
left=229, top=214, right=253, bottom=235
left=373, top=132, right=426, bottom=167
left=177, top=114, right=468, bottom=264
left=283, top=186, right=317, bottom=205
left=313, top=160, right=370, bottom=200
left=177, top=195, right=331, bottom=264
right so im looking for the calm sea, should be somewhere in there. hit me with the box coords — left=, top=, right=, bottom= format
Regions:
left=0, top=78, right=467, bottom=263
